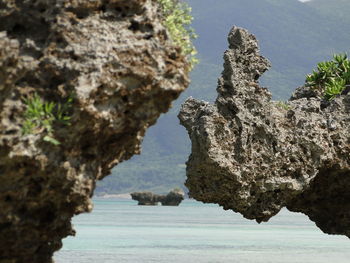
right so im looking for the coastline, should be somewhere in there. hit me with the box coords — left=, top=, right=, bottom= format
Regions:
left=96, top=193, right=132, bottom=199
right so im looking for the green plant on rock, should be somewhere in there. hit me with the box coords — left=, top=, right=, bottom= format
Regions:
left=324, top=78, right=347, bottom=100
left=22, top=93, right=72, bottom=145
left=305, top=53, right=350, bottom=100
left=276, top=101, right=291, bottom=110
left=157, top=0, right=198, bottom=69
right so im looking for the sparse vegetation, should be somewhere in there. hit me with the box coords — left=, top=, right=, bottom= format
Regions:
left=305, top=53, right=350, bottom=100
left=158, top=0, right=198, bottom=69
left=276, top=101, right=291, bottom=110
left=22, top=93, right=73, bottom=145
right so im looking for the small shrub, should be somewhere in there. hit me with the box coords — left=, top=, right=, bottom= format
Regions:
left=305, top=53, right=350, bottom=100
left=158, top=0, right=198, bottom=69
left=324, top=78, right=347, bottom=100
left=22, top=93, right=72, bottom=145
left=276, top=101, right=291, bottom=110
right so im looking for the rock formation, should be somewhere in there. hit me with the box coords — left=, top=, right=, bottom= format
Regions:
left=159, top=188, right=185, bottom=206
left=131, top=192, right=159, bottom=205
left=179, top=26, right=350, bottom=238
left=131, top=189, right=185, bottom=206
left=0, top=0, right=189, bottom=262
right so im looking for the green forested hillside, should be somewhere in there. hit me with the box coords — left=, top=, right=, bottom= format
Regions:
left=306, top=0, right=350, bottom=24
left=96, top=0, right=350, bottom=195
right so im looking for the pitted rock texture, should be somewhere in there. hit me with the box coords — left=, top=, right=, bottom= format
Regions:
left=0, top=0, right=189, bottom=262
left=179, top=26, right=350, bottom=238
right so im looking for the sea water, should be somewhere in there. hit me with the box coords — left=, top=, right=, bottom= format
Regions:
left=54, top=199, right=350, bottom=263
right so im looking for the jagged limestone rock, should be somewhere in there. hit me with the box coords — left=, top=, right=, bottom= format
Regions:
left=179, top=26, right=350, bottom=238
left=0, top=0, right=189, bottom=262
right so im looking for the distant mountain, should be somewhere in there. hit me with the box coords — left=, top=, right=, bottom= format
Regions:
left=306, top=0, right=350, bottom=24
left=96, top=0, right=350, bottom=195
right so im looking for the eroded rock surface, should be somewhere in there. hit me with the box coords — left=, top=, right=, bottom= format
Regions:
left=0, top=0, right=189, bottom=262
left=179, top=26, right=350, bottom=237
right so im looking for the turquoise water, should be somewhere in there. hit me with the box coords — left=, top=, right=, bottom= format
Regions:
left=55, top=199, right=350, bottom=263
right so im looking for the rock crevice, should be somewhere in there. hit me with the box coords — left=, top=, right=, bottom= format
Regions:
left=179, top=26, right=350, bottom=237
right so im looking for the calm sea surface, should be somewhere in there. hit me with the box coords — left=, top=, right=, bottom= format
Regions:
left=54, top=199, right=350, bottom=263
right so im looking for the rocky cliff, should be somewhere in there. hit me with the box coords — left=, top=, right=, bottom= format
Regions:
left=179, top=27, right=350, bottom=238
left=0, top=0, right=189, bottom=262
